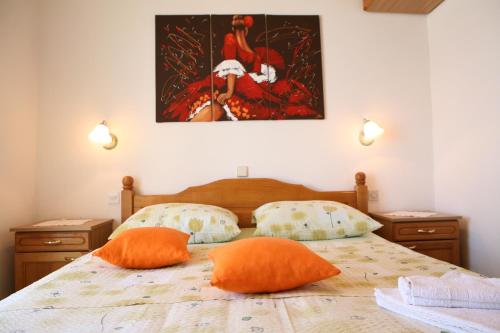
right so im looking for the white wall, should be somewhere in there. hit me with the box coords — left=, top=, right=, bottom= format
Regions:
left=0, top=0, right=39, bottom=298
left=428, top=0, right=500, bottom=276
left=35, top=0, right=435, bottom=225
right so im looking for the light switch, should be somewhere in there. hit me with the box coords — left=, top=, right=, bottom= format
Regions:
left=237, top=166, right=249, bottom=178
left=108, top=192, right=120, bottom=205
left=369, top=190, right=379, bottom=202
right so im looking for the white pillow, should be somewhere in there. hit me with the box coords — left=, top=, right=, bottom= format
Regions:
left=253, top=200, right=382, bottom=240
left=110, top=203, right=240, bottom=244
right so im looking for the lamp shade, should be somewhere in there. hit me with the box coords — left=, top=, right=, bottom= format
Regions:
left=88, top=122, right=112, bottom=145
left=359, top=119, right=384, bottom=146
left=88, top=121, right=117, bottom=149
left=362, top=120, right=384, bottom=141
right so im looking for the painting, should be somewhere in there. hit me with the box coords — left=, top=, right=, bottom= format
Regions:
left=156, top=14, right=324, bottom=122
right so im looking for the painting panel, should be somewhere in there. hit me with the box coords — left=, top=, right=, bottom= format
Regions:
left=156, top=15, right=212, bottom=122
left=265, top=15, right=324, bottom=119
left=210, top=14, right=270, bottom=121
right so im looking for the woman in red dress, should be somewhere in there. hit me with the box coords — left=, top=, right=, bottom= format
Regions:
left=162, top=15, right=319, bottom=121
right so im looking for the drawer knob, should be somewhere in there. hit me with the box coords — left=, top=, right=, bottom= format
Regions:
left=43, top=239, right=62, bottom=245
left=417, top=229, right=436, bottom=234
left=408, top=245, right=417, bottom=250
left=64, top=257, right=77, bottom=262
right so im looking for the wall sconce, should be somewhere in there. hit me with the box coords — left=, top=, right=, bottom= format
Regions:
left=359, top=118, right=384, bottom=146
left=88, top=121, right=118, bottom=150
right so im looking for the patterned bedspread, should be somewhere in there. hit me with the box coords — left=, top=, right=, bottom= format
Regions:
left=0, top=230, right=470, bottom=332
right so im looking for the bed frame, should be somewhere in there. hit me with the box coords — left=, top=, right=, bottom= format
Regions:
left=121, top=172, right=369, bottom=228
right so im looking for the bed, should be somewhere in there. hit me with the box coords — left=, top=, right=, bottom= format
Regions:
left=0, top=172, right=470, bottom=332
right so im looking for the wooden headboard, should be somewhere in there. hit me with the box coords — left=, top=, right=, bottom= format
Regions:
left=121, top=172, right=368, bottom=228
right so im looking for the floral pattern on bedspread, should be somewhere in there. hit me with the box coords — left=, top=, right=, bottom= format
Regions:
left=0, top=233, right=469, bottom=332
left=0, top=297, right=443, bottom=333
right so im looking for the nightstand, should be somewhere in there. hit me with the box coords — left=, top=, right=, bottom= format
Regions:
left=10, top=219, right=113, bottom=291
left=370, top=212, right=461, bottom=266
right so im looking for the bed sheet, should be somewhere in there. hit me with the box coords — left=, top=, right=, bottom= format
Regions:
left=0, top=229, right=469, bottom=332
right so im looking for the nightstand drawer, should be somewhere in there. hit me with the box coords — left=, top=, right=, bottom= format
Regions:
left=15, top=232, right=90, bottom=252
left=393, top=221, right=459, bottom=241
left=15, top=252, right=87, bottom=290
left=400, top=240, right=460, bottom=266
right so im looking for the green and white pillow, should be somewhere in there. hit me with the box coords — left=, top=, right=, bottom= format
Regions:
left=253, top=200, right=382, bottom=241
left=110, top=203, right=240, bottom=244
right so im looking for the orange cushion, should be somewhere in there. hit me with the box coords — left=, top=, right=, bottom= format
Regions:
left=208, top=237, right=340, bottom=293
left=93, top=227, right=191, bottom=269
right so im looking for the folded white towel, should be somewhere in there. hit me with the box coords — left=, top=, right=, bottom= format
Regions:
left=375, top=288, right=500, bottom=333
left=398, top=271, right=500, bottom=310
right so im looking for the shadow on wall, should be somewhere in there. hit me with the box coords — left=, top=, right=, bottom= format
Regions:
left=459, top=218, right=469, bottom=270
left=0, top=244, right=15, bottom=299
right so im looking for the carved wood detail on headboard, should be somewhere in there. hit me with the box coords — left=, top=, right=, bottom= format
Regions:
left=121, top=173, right=368, bottom=228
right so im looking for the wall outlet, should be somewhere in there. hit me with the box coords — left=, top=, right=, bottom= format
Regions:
left=368, top=190, right=379, bottom=202
left=107, top=192, right=120, bottom=205
left=237, top=166, right=249, bottom=178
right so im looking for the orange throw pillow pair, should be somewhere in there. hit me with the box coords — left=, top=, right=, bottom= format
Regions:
left=93, top=227, right=190, bottom=269
left=94, top=227, right=340, bottom=293
left=208, top=237, right=341, bottom=293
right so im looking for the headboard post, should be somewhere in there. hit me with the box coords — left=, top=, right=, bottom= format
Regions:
left=121, top=176, right=135, bottom=222
left=355, top=172, right=368, bottom=213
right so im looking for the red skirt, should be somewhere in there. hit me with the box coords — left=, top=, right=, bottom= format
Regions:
left=161, top=73, right=321, bottom=121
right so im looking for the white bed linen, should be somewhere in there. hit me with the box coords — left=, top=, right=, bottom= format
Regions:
left=375, top=288, right=500, bottom=333
left=398, top=272, right=500, bottom=309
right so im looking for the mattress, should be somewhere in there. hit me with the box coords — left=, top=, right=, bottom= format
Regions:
left=0, top=229, right=470, bottom=332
